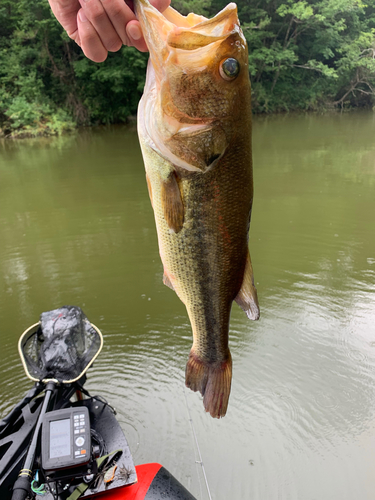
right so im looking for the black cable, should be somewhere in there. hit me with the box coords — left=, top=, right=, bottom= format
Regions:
left=90, top=428, right=107, bottom=456
left=74, top=385, right=116, bottom=415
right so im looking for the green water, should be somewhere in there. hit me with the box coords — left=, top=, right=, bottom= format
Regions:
left=0, top=111, right=375, bottom=499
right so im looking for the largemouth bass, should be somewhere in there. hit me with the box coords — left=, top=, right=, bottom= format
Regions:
left=135, top=0, right=260, bottom=418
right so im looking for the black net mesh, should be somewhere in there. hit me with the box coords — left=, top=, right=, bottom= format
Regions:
left=20, top=306, right=102, bottom=382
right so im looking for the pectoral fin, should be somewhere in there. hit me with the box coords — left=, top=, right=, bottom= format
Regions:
left=235, top=251, right=260, bottom=320
left=161, top=171, right=184, bottom=233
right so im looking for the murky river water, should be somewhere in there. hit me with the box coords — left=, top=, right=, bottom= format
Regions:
left=0, top=111, right=375, bottom=500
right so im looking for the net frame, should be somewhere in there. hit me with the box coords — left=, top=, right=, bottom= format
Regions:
left=18, top=321, right=103, bottom=384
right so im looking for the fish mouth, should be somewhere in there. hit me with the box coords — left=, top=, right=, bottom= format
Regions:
left=135, top=0, right=244, bottom=172
left=135, top=0, right=240, bottom=73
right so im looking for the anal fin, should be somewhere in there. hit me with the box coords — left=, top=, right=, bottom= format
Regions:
left=161, top=171, right=184, bottom=233
left=235, top=250, right=260, bottom=320
left=163, top=272, right=175, bottom=291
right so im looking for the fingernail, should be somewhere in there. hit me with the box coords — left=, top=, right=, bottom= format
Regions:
left=78, top=9, right=88, bottom=22
left=127, top=24, right=142, bottom=41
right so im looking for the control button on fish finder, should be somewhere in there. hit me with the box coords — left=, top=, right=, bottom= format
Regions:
left=75, top=436, right=85, bottom=447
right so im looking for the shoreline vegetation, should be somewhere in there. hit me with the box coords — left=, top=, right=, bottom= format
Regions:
left=1, top=0, right=375, bottom=138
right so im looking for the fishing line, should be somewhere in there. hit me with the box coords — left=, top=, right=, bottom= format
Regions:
left=183, top=385, right=213, bottom=500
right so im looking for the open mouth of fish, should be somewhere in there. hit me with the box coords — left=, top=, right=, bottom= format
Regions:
left=135, top=0, right=247, bottom=173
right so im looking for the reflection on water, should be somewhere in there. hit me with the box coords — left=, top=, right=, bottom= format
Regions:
left=1, top=112, right=375, bottom=499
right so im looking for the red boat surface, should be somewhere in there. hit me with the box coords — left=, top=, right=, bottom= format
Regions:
left=89, top=463, right=195, bottom=500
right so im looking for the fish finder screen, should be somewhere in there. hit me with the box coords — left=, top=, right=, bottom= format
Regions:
left=49, top=418, right=71, bottom=458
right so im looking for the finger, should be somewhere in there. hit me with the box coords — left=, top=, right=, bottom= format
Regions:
left=125, top=0, right=170, bottom=13
left=77, top=9, right=108, bottom=62
left=150, top=0, right=170, bottom=12
left=126, top=20, right=148, bottom=52
left=72, top=29, right=81, bottom=46
left=79, top=0, right=122, bottom=53
left=48, top=0, right=81, bottom=37
left=125, top=0, right=171, bottom=52
left=99, top=0, right=135, bottom=46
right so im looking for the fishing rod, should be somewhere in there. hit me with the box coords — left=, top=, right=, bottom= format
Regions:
left=11, top=381, right=56, bottom=500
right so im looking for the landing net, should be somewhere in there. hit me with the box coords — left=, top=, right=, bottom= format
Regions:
left=18, top=306, right=103, bottom=383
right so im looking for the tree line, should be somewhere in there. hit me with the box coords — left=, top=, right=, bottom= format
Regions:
left=1, top=0, right=374, bottom=137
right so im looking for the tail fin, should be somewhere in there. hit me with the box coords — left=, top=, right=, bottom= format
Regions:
left=185, top=350, right=232, bottom=418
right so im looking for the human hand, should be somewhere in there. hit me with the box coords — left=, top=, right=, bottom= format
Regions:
left=48, top=0, right=171, bottom=62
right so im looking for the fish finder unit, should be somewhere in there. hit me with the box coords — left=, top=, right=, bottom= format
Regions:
left=41, top=407, right=95, bottom=481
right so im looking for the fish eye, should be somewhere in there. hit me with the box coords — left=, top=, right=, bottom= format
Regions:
left=219, top=58, right=240, bottom=81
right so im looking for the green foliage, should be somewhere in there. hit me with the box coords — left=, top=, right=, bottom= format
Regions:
left=72, top=46, right=148, bottom=124
left=1, top=0, right=375, bottom=136
left=0, top=0, right=147, bottom=136
left=237, top=0, right=375, bottom=112
left=3, top=97, right=75, bottom=136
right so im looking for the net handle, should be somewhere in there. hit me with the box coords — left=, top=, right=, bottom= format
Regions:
left=18, top=322, right=104, bottom=383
